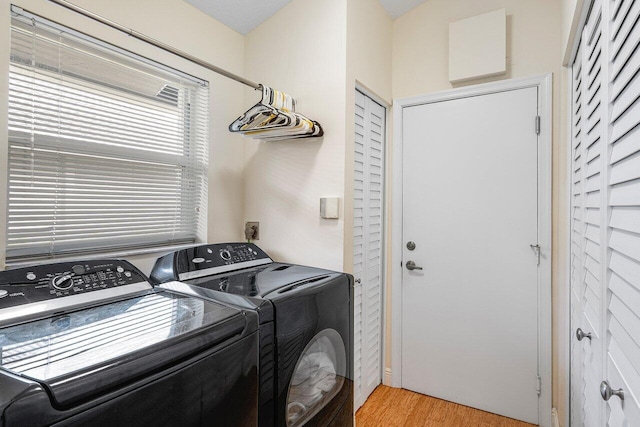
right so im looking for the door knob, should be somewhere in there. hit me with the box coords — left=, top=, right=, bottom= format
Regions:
left=576, top=328, right=592, bottom=341
left=406, top=261, right=423, bottom=271
left=600, top=381, right=624, bottom=401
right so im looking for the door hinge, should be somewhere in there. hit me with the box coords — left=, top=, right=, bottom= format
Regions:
left=535, top=115, right=541, bottom=135
left=536, top=375, right=542, bottom=396
left=530, top=244, right=541, bottom=266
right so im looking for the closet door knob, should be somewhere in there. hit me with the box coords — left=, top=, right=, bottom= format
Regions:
left=600, top=381, right=624, bottom=401
left=576, top=328, right=592, bottom=341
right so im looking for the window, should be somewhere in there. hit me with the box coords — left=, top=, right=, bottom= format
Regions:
left=7, top=8, right=209, bottom=262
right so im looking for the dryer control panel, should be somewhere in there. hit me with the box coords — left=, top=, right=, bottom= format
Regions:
left=180, top=243, right=272, bottom=276
left=150, top=243, right=273, bottom=284
left=0, top=260, right=150, bottom=315
left=188, top=243, right=269, bottom=268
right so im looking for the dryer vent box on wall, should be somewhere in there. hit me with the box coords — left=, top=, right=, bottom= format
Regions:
left=449, top=9, right=506, bottom=83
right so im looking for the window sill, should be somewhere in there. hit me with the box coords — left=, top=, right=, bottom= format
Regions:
left=5, top=242, right=200, bottom=270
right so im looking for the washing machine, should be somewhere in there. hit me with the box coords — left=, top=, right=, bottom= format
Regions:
left=150, top=243, right=354, bottom=427
left=0, top=259, right=259, bottom=426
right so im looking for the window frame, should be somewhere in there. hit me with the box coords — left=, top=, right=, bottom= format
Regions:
left=5, top=7, right=210, bottom=265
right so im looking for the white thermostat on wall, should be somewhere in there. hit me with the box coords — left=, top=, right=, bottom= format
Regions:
left=320, top=197, right=340, bottom=219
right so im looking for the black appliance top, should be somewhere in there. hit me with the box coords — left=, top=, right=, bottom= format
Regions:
left=0, top=259, right=152, bottom=326
left=151, top=243, right=339, bottom=298
left=0, top=292, right=240, bottom=380
left=183, top=263, right=337, bottom=298
left=0, top=260, right=249, bottom=407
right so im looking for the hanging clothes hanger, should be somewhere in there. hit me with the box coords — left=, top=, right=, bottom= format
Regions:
left=229, top=85, right=323, bottom=141
left=45, top=2, right=322, bottom=141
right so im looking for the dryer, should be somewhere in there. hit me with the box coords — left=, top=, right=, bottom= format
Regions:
left=0, top=259, right=259, bottom=426
left=150, top=243, right=354, bottom=427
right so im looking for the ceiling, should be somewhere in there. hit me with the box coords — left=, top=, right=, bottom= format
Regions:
left=183, top=0, right=427, bottom=35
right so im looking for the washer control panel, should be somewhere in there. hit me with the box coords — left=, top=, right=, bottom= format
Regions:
left=0, top=260, right=147, bottom=311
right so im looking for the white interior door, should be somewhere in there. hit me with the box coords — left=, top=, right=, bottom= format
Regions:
left=353, top=90, right=385, bottom=410
left=401, top=87, right=540, bottom=424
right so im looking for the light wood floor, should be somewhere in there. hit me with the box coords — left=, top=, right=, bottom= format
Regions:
left=356, top=386, right=537, bottom=427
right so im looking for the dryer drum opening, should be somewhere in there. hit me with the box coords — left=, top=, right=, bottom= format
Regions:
left=286, top=328, right=346, bottom=426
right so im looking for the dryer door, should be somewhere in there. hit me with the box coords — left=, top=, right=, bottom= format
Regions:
left=286, top=328, right=347, bottom=426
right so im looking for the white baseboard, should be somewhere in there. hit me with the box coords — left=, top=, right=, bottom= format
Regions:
left=552, top=407, right=560, bottom=427
left=383, top=368, right=392, bottom=386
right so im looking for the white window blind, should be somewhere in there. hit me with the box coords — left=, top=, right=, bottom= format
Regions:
left=7, top=9, right=209, bottom=262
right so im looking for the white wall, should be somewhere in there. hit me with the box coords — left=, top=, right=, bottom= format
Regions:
left=392, top=0, right=567, bottom=423
left=0, top=0, right=247, bottom=274
left=344, top=0, right=393, bottom=274
left=243, top=0, right=348, bottom=271
left=241, top=0, right=393, bottom=273
left=561, top=0, right=583, bottom=64
left=393, top=0, right=563, bottom=97
left=346, top=0, right=393, bottom=104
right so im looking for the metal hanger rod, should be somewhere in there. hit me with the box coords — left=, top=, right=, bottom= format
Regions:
left=48, top=0, right=261, bottom=90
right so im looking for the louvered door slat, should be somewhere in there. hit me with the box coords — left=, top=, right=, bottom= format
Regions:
left=610, top=152, right=640, bottom=184
left=610, top=63, right=640, bottom=122
left=610, top=0, right=640, bottom=65
left=610, top=137, right=639, bottom=173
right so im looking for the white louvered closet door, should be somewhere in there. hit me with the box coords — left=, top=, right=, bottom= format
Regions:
left=583, top=2, right=606, bottom=425
left=570, top=41, right=586, bottom=427
left=570, top=0, right=640, bottom=425
left=353, top=90, right=385, bottom=410
left=606, top=0, right=640, bottom=424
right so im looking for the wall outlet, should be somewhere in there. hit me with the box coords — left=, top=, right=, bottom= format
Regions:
left=245, top=222, right=259, bottom=240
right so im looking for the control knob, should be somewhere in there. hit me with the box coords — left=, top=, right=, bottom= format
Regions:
left=220, top=249, right=232, bottom=261
left=52, top=274, right=74, bottom=291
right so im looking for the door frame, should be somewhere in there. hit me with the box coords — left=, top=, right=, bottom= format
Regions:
left=389, top=74, right=553, bottom=427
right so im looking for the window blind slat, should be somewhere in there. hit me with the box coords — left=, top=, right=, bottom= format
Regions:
left=7, top=12, right=209, bottom=261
